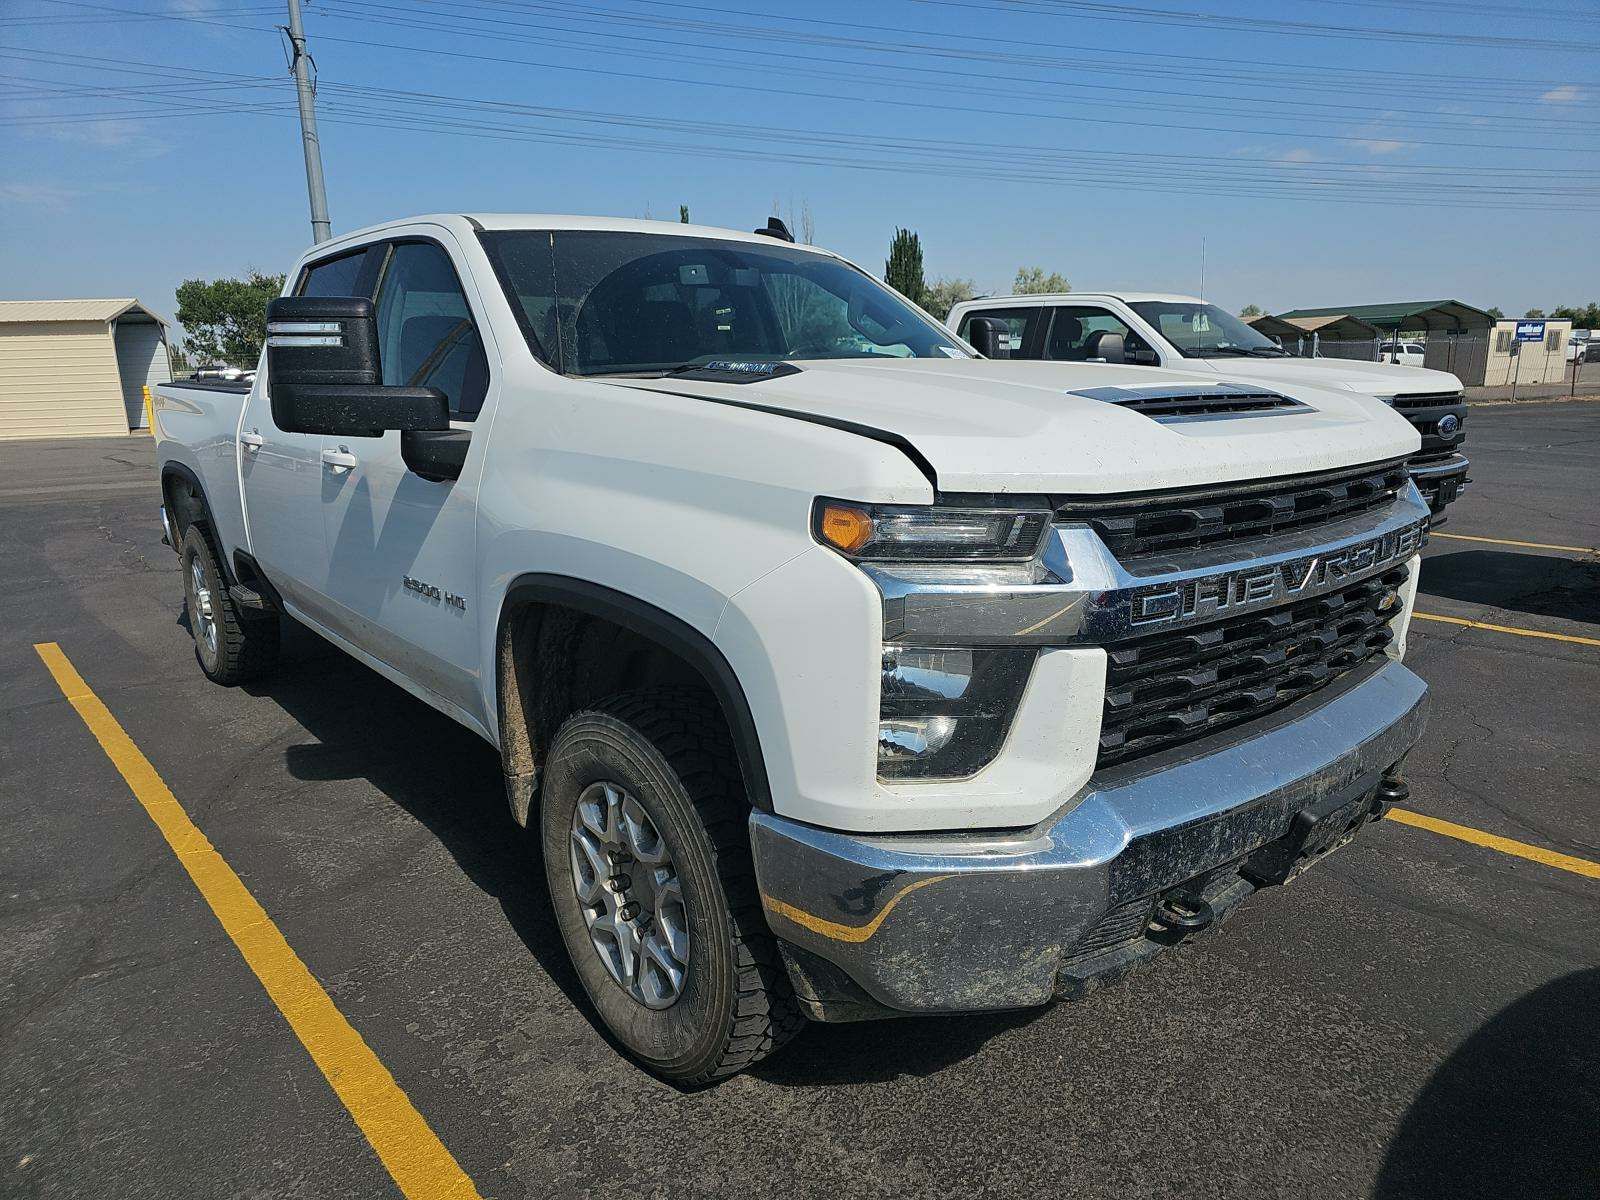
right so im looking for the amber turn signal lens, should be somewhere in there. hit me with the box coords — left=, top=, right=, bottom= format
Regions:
left=819, top=503, right=875, bottom=553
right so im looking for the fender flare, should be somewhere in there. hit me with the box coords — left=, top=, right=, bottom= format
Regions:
left=496, top=574, right=772, bottom=813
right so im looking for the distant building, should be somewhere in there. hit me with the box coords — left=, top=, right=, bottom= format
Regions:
left=1483, top=318, right=1572, bottom=388
left=1247, top=313, right=1381, bottom=357
left=0, top=299, right=172, bottom=439
left=1273, top=300, right=1502, bottom=383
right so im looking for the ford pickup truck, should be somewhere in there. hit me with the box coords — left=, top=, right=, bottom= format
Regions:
left=155, top=214, right=1431, bottom=1083
left=948, top=293, right=1471, bottom=521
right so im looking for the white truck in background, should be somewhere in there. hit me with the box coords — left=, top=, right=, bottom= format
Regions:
left=155, top=214, right=1431, bottom=1083
left=948, top=293, right=1472, bottom=521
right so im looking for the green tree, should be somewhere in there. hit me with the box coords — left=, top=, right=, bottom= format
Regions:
left=885, top=228, right=926, bottom=308
left=174, top=271, right=285, bottom=367
left=679, top=204, right=690, bottom=223
left=1485, top=306, right=1505, bottom=320
left=1014, top=266, right=1070, bottom=295
left=1551, top=302, right=1600, bottom=328
left=1238, top=303, right=1263, bottom=318
left=924, top=276, right=978, bottom=321
left=1524, top=307, right=1545, bottom=319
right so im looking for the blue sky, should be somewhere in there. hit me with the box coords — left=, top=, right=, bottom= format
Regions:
left=3, top=0, right=1596, bottom=333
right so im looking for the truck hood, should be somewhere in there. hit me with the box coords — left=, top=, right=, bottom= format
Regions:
left=621, top=358, right=1421, bottom=495
left=1183, top=355, right=1463, bottom=398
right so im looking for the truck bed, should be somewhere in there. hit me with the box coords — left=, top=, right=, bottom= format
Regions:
left=153, top=379, right=251, bottom=569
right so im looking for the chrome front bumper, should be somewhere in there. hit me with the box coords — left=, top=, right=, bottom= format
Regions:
left=752, top=657, right=1430, bottom=1018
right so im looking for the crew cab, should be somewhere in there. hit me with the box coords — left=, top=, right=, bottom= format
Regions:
left=948, top=293, right=1471, bottom=521
left=155, top=215, right=1431, bottom=1083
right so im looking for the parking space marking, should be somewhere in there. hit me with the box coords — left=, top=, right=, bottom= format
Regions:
left=1388, top=808, right=1600, bottom=880
left=1429, top=531, right=1598, bottom=556
left=1412, top=612, right=1600, bottom=648
left=32, top=642, right=484, bottom=1200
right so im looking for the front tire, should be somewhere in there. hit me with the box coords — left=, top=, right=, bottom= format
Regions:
left=180, top=525, right=279, bottom=685
left=541, top=688, right=802, bottom=1084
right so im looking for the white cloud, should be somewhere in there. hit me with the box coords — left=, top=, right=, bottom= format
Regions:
left=0, top=182, right=84, bottom=206
left=1278, top=147, right=1316, bottom=164
left=1541, top=85, right=1585, bottom=104
left=1353, top=139, right=1405, bottom=155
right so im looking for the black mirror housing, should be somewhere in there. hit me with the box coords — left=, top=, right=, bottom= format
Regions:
left=966, top=316, right=1010, bottom=359
left=265, top=295, right=450, bottom=436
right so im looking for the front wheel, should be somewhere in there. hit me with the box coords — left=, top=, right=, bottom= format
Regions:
left=540, top=688, right=803, bottom=1084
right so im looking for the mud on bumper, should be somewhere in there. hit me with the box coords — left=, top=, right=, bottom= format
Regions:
left=752, top=658, right=1430, bottom=1022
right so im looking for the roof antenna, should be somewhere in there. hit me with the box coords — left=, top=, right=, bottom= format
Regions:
left=754, top=216, right=795, bottom=243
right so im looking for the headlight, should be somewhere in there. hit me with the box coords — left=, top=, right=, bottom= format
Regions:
left=877, top=646, right=1035, bottom=780
left=814, top=499, right=1051, bottom=562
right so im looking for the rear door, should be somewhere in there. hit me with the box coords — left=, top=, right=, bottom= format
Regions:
left=316, top=232, right=492, bottom=722
left=1039, top=305, right=1156, bottom=363
left=239, top=243, right=379, bottom=616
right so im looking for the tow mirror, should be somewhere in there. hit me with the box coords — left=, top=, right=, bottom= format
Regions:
left=265, top=296, right=448, bottom=437
left=1087, top=331, right=1126, bottom=365
left=966, top=316, right=1011, bottom=359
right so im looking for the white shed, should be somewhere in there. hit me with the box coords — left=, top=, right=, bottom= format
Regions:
left=0, top=299, right=172, bottom=439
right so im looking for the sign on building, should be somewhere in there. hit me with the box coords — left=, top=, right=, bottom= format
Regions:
left=1515, top=320, right=1546, bottom=342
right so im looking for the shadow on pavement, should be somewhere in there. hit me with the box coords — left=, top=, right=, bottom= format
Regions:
left=245, top=623, right=1025, bottom=1085
left=1374, top=968, right=1600, bottom=1200
left=1419, top=549, right=1600, bottom=625
left=245, top=623, right=592, bottom=1020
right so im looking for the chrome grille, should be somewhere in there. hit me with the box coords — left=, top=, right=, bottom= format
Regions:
left=1056, top=459, right=1410, bottom=559
left=1098, top=566, right=1408, bottom=766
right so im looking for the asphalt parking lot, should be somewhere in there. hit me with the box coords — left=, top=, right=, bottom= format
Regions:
left=3, top=401, right=1597, bottom=1200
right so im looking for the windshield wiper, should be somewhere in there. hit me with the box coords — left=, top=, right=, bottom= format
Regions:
left=1245, top=346, right=1289, bottom=357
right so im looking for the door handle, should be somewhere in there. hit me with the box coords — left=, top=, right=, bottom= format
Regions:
left=321, top=447, right=358, bottom=474
left=240, top=430, right=264, bottom=452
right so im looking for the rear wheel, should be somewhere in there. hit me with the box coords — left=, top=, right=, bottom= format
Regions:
left=180, top=525, right=279, bottom=685
left=540, top=687, right=803, bottom=1084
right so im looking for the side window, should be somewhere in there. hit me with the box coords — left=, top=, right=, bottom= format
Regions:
left=957, top=308, right=1039, bottom=356
left=373, top=242, right=490, bottom=421
left=1043, top=306, right=1151, bottom=362
left=296, top=248, right=373, bottom=298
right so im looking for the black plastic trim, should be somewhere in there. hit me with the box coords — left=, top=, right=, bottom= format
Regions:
left=159, top=462, right=238, bottom=585
left=498, top=574, right=773, bottom=812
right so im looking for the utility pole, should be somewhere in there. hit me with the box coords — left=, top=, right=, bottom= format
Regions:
left=285, top=0, right=331, bottom=243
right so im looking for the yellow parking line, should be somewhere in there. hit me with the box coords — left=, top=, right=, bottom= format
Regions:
left=1388, top=808, right=1600, bottom=880
left=1430, top=531, right=1598, bottom=556
left=1413, top=611, right=1600, bottom=648
left=33, top=643, right=483, bottom=1200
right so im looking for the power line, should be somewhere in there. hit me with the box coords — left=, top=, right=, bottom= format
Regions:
left=328, top=0, right=1599, bottom=132
left=10, top=57, right=1597, bottom=209
left=919, top=0, right=1598, bottom=53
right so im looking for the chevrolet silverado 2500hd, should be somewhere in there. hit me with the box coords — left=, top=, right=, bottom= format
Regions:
left=155, top=214, right=1430, bottom=1083
left=948, top=293, right=1471, bottom=521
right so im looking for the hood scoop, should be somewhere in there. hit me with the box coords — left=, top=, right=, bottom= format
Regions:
left=1070, top=383, right=1308, bottom=422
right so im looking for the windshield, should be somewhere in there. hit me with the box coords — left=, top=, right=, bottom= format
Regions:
left=1128, top=301, right=1287, bottom=359
left=481, top=230, right=968, bottom=376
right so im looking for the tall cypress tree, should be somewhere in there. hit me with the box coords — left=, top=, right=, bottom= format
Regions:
left=885, top=228, right=926, bottom=308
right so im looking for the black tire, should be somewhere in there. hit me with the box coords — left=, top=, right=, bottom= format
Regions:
left=180, top=524, right=279, bottom=685
left=541, top=687, right=803, bottom=1084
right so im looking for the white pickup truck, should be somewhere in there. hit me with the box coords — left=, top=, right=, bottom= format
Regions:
left=948, top=293, right=1471, bottom=520
left=155, top=214, right=1431, bottom=1083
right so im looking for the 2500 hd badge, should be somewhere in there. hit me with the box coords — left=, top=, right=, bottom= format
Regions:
left=1129, top=518, right=1426, bottom=628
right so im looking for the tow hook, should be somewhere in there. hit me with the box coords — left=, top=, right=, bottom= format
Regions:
left=1153, top=892, right=1215, bottom=933
left=1372, top=777, right=1410, bottom=819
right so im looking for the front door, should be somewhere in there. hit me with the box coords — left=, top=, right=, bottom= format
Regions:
left=317, top=234, right=492, bottom=726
